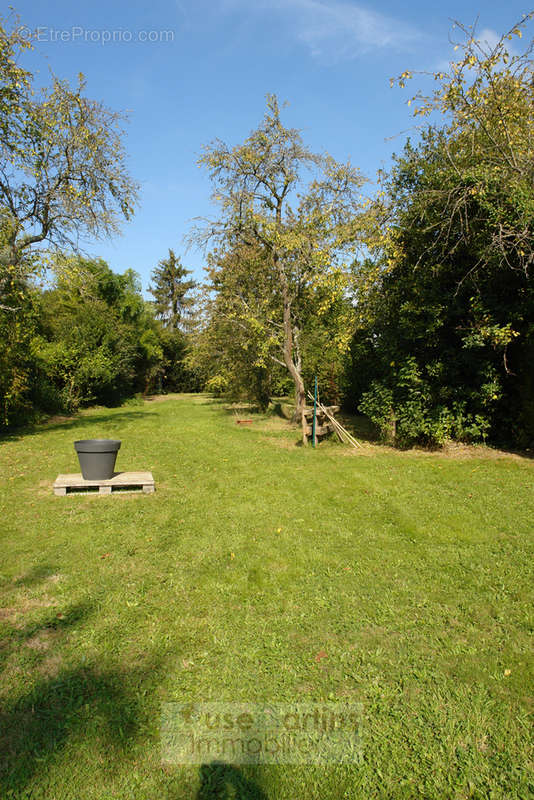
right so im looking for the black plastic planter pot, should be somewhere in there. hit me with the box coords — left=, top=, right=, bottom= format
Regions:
left=74, top=439, right=121, bottom=480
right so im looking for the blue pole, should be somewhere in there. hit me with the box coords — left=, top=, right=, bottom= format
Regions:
left=312, top=375, right=318, bottom=448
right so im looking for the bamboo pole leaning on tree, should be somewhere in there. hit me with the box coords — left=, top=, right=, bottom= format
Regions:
left=306, top=392, right=363, bottom=449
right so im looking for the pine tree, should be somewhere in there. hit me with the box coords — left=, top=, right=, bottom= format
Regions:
left=148, top=250, right=196, bottom=330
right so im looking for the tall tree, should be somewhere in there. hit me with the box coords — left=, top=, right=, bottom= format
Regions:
left=351, top=14, right=534, bottom=447
left=0, top=13, right=139, bottom=423
left=148, top=249, right=196, bottom=330
left=0, top=15, right=139, bottom=299
left=389, top=13, right=534, bottom=277
left=194, top=95, right=364, bottom=423
left=189, top=243, right=287, bottom=409
left=192, top=239, right=354, bottom=410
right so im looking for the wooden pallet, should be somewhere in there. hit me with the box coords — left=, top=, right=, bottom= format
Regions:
left=304, top=422, right=334, bottom=436
left=303, top=405, right=339, bottom=419
left=53, top=471, right=155, bottom=496
left=303, top=405, right=339, bottom=442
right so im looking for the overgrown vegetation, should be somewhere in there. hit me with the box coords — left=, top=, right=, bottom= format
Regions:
left=350, top=16, right=534, bottom=447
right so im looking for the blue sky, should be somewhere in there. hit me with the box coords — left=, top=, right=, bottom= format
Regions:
left=10, top=0, right=532, bottom=293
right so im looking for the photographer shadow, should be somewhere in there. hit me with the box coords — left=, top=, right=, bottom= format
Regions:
left=196, top=761, right=268, bottom=800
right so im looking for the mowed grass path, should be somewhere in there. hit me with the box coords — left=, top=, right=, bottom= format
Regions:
left=0, top=395, right=532, bottom=799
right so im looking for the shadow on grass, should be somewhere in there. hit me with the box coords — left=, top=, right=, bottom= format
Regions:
left=0, top=409, right=156, bottom=443
left=0, top=587, right=163, bottom=797
left=0, top=564, right=60, bottom=590
left=197, top=762, right=268, bottom=800
left=0, top=600, right=95, bottom=678
left=0, top=594, right=149, bottom=795
left=0, top=663, right=145, bottom=795
left=16, top=600, right=95, bottom=640
left=337, top=412, right=379, bottom=444
left=13, top=563, right=60, bottom=587
left=269, top=401, right=293, bottom=421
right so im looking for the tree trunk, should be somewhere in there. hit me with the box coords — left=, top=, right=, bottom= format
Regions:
left=273, top=228, right=306, bottom=434
left=280, top=282, right=306, bottom=429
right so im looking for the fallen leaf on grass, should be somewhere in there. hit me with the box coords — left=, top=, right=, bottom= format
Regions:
left=100, top=553, right=111, bottom=559
left=315, top=650, right=328, bottom=662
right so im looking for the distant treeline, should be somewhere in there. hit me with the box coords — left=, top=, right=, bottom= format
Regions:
left=1, top=255, right=200, bottom=429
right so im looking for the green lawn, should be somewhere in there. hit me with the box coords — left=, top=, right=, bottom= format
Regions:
left=0, top=394, right=533, bottom=799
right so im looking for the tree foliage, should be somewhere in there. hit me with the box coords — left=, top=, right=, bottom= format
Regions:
left=0, top=14, right=144, bottom=427
left=31, top=258, right=161, bottom=412
left=188, top=243, right=291, bottom=409
left=148, top=249, right=196, bottom=330
left=147, top=249, right=199, bottom=393
left=0, top=14, right=138, bottom=303
left=389, top=14, right=534, bottom=277
left=194, top=95, right=364, bottom=419
left=351, top=15, right=534, bottom=447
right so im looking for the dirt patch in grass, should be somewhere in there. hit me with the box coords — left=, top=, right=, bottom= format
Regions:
left=262, top=416, right=299, bottom=431
left=37, top=653, right=63, bottom=677
left=41, top=414, right=76, bottom=426
left=296, top=683, right=315, bottom=694
left=0, top=607, right=15, bottom=622
left=25, top=629, right=57, bottom=651
left=0, top=596, right=58, bottom=625
left=143, top=394, right=173, bottom=404
left=260, top=435, right=298, bottom=450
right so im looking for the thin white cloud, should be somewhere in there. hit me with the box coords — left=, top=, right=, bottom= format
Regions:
left=476, top=27, right=520, bottom=57
left=433, top=26, right=520, bottom=73
left=220, top=0, right=422, bottom=61
left=477, top=27, right=502, bottom=51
